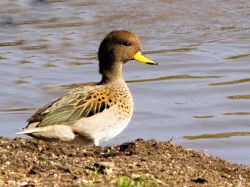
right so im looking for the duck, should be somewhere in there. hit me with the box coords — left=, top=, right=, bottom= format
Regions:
left=16, top=30, right=157, bottom=146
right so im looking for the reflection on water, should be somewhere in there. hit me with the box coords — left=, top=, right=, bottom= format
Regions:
left=145, top=47, right=198, bottom=54
left=210, top=78, right=250, bottom=86
left=66, top=62, right=94, bottom=66
left=0, top=40, right=24, bottom=47
left=21, top=45, right=49, bottom=50
left=193, top=115, right=214, bottom=119
left=43, top=82, right=96, bottom=90
left=1, top=0, right=250, bottom=165
left=44, top=74, right=221, bottom=90
left=183, top=132, right=250, bottom=140
left=15, top=80, right=29, bottom=85
left=224, top=53, right=250, bottom=60
left=223, top=112, right=250, bottom=115
left=0, top=108, right=36, bottom=116
left=127, top=75, right=221, bottom=84
left=19, top=60, right=32, bottom=64
left=43, top=63, right=57, bottom=68
left=0, top=108, right=36, bottom=113
left=227, top=95, right=250, bottom=100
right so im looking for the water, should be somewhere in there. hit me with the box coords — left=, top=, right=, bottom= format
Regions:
left=1, top=0, right=250, bottom=165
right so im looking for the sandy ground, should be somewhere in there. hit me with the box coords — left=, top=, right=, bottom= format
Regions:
left=0, top=137, right=249, bottom=186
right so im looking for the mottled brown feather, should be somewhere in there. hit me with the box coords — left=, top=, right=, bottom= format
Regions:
left=27, top=86, right=117, bottom=128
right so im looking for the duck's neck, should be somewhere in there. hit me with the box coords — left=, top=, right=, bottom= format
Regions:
left=98, top=61, right=124, bottom=84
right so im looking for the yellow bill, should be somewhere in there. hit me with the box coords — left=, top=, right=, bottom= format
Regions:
left=133, top=51, right=157, bottom=65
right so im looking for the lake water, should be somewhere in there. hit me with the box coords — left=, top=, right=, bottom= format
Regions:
left=0, top=0, right=250, bottom=165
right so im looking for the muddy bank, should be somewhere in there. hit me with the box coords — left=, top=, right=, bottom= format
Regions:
left=0, top=137, right=249, bottom=186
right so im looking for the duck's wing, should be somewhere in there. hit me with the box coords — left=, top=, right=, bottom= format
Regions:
left=27, top=97, right=61, bottom=125
left=26, top=86, right=115, bottom=128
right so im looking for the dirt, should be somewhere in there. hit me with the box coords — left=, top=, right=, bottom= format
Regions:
left=0, top=137, right=249, bottom=186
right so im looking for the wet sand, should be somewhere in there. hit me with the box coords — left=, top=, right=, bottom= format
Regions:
left=0, top=137, right=249, bottom=186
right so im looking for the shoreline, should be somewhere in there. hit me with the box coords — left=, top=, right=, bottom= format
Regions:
left=0, top=137, right=249, bottom=186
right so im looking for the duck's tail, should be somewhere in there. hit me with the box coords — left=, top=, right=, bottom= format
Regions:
left=16, top=128, right=41, bottom=135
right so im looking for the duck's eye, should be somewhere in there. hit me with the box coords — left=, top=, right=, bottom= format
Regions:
left=122, top=40, right=132, bottom=46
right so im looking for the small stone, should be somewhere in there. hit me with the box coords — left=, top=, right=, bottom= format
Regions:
left=191, top=177, right=207, bottom=183
left=94, top=162, right=114, bottom=175
left=28, top=168, right=37, bottom=175
left=132, top=173, right=142, bottom=181
left=20, top=181, right=29, bottom=187
left=119, top=142, right=136, bottom=155
left=1, top=154, right=7, bottom=161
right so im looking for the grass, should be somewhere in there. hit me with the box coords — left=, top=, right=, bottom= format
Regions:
left=117, top=177, right=142, bottom=187
left=117, top=176, right=158, bottom=187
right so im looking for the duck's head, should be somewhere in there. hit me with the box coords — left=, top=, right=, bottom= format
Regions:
left=98, top=30, right=157, bottom=82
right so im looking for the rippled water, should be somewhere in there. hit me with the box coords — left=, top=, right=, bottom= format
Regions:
left=1, top=0, right=250, bottom=165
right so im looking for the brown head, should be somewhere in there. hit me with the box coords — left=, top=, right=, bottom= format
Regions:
left=98, top=30, right=156, bottom=83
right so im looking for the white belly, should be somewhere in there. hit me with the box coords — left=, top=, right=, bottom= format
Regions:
left=73, top=105, right=133, bottom=144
